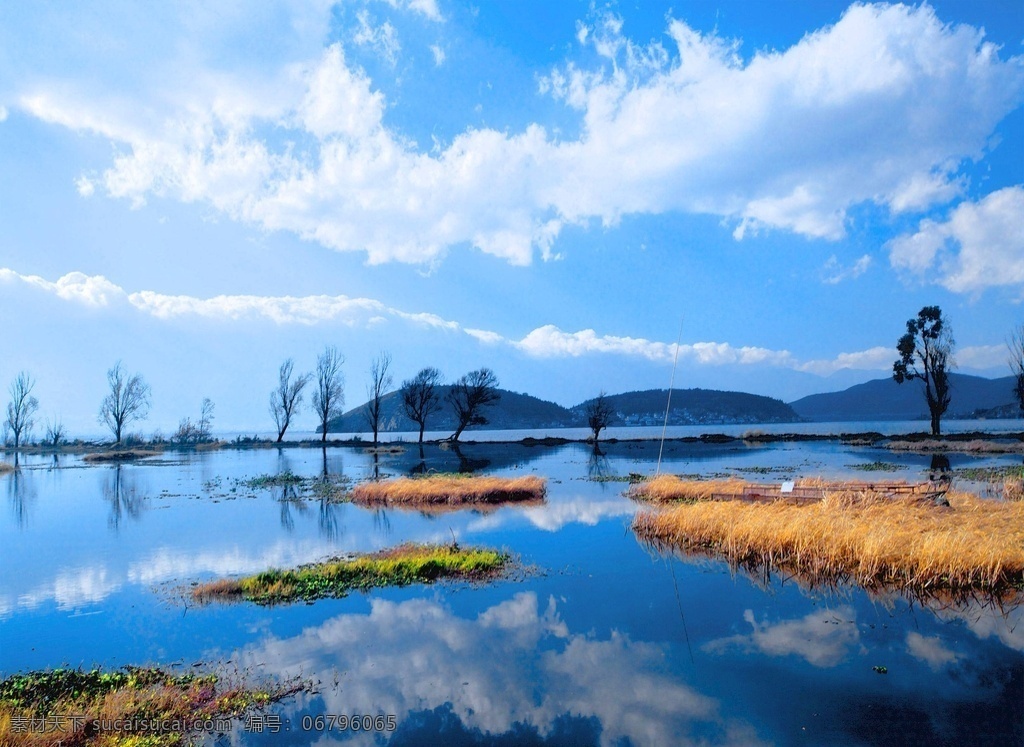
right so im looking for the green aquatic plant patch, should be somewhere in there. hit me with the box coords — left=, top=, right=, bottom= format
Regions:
left=955, top=465, right=1024, bottom=481
left=849, top=461, right=909, bottom=471
left=0, top=666, right=287, bottom=746
left=192, top=543, right=509, bottom=604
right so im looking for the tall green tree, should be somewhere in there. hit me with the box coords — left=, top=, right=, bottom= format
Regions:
left=893, top=306, right=954, bottom=436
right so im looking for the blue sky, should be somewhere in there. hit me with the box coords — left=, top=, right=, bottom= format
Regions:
left=1, top=0, right=1022, bottom=436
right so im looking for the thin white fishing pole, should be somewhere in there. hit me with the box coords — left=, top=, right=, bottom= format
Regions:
left=656, top=318, right=684, bottom=476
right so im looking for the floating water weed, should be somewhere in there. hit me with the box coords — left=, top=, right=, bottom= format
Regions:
left=192, top=543, right=509, bottom=604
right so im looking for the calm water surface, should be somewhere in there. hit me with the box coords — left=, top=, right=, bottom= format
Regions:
left=2, top=439, right=1021, bottom=746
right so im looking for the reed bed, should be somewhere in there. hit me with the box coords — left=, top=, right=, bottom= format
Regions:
left=192, top=542, right=509, bottom=604
left=628, top=476, right=749, bottom=503
left=351, top=474, right=546, bottom=509
left=886, top=439, right=1024, bottom=454
left=633, top=485, right=1024, bottom=593
left=0, top=462, right=13, bottom=475
left=1005, top=478, right=1023, bottom=502
left=0, top=666, right=283, bottom=747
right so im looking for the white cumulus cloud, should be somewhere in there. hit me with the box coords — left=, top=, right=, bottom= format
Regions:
left=822, top=254, right=872, bottom=284
left=0, top=268, right=1012, bottom=376
left=353, top=10, right=401, bottom=66
left=888, top=186, right=1024, bottom=293
left=12, top=3, right=1023, bottom=266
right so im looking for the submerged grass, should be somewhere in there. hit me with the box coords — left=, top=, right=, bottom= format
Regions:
left=849, top=461, right=909, bottom=472
left=633, top=480, right=1024, bottom=593
left=82, top=449, right=160, bottom=463
left=0, top=666, right=286, bottom=746
left=191, top=542, right=509, bottom=605
left=240, top=471, right=305, bottom=489
left=955, top=465, right=1024, bottom=481
left=351, top=474, right=546, bottom=509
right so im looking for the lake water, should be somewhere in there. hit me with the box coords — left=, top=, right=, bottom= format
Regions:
left=219, top=417, right=1024, bottom=444
left=2, top=438, right=1022, bottom=745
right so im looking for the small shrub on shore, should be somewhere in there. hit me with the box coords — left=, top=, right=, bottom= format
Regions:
left=192, top=542, right=509, bottom=604
left=351, top=474, right=545, bottom=508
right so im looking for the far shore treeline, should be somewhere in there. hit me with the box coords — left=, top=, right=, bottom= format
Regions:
left=4, top=312, right=1024, bottom=450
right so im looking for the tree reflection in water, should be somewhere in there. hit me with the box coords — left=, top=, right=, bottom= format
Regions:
left=103, top=464, right=144, bottom=529
left=277, top=483, right=310, bottom=532
left=7, top=466, right=36, bottom=526
left=587, top=445, right=612, bottom=483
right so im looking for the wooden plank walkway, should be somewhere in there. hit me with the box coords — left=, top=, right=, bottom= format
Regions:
left=709, top=481, right=948, bottom=504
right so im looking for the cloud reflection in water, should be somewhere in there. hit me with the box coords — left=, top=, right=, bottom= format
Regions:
left=234, top=592, right=765, bottom=747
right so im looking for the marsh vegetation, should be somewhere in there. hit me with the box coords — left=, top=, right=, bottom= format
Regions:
left=191, top=542, right=509, bottom=604
left=632, top=476, right=1024, bottom=593
left=0, top=666, right=291, bottom=747
left=351, top=473, right=546, bottom=509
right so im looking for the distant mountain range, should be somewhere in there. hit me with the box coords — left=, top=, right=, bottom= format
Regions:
left=789, top=373, right=1019, bottom=422
left=329, top=386, right=578, bottom=434
left=329, top=386, right=799, bottom=435
left=573, top=389, right=798, bottom=427
left=328, top=373, right=1020, bottom=435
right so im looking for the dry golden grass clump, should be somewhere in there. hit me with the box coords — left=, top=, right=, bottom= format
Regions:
left=887, top=439, right=1024, bottom=454
left=622, top=475, right=753, bottom=504
left=628, top=476, right=748, bottom=503
left=1005, top=478, right=1024, bottom=502
left=634, top=484, right=1024, bottom=593
left=351, top=474, right=546, bottom=509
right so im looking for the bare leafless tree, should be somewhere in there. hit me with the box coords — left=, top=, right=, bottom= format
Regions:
left=198, top=398, right=215, bottom=442
left=312, top=346, right=345, bottom=443
left=585, top=391, right=614, bottom=443
left=364, top=352, right=393, bottom=446
left=447, top=368, right=499, bottom=442
left=270, top=359, right=311, bottom=443
left=401, top=367, right=443, bottom=444
left=99, top=362, right=151, bottom=444
left=1009, top=324, right=1024, bottom=416
left=44, top=416, right=66, bottom=448
left=5, top=372, right=39, bottom=450
left=174, top=398, right=216, bottom=444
